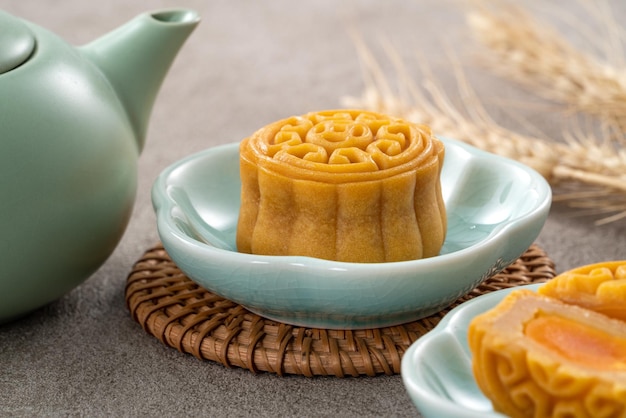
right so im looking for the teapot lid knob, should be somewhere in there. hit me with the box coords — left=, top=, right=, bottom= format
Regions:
left=0, top=10, right=36, bottom=74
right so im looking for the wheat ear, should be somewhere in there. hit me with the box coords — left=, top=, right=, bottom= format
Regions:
left=467, top=1, right=626, bottom=136
left=342, top=32, right=626, bottom=224
left=465, top=0, right=626, bottom=223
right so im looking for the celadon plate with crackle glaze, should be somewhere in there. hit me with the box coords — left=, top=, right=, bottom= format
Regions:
left=401, top=284, right=542, bottom=417
left=151, top=137, right=551, bottom=330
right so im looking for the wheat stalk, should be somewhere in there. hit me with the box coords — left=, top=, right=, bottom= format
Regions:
left=465, top=0, right=626, bottom=224
left=342, top=25, right=626, bottom=224
left=342, top=35, right=559, bottom=177
left=467, top=0, right=626, bottom=135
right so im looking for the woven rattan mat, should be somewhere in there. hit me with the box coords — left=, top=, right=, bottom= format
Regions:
left=125, top=243, right=555, bottom=377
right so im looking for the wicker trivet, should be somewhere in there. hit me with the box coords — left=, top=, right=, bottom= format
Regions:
left=125, top=243, right=555, bottom=377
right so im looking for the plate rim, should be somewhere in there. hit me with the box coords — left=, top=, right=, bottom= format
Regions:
left=152, top=137, right=552, bottom=270
left=401, top=283, right=542, bottom=418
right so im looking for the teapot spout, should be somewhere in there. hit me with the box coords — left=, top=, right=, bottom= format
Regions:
left=80, top=9, right=200, bottom=152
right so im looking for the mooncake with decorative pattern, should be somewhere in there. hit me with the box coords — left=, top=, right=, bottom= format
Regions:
left=236, top=109, right=446, bottom=263
left=539, top=261, right=626, bottom=321
left=469, top=289, right=626, bottom=418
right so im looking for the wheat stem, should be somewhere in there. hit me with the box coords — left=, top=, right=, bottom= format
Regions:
left=467, top=1, right=626, bottom=133
left=342, top=21, right=626, bottom=223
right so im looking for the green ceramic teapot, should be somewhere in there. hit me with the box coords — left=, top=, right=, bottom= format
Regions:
left=0, top=9, right=200, bottom=322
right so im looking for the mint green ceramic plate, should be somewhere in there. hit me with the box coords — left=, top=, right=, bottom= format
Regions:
left=401, top=284, right=541, bottom=417
left=151, top=138, right=551, bottom=330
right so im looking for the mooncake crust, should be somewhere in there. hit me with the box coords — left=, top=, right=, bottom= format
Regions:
left=469, top=289, right=626, bottom=418
left=237, top=109, right=446, bottom=263
left=538, top=261, right=626, bottom=321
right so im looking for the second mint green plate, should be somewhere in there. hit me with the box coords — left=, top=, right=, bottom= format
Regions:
left=401, top=284, right=541, bottom=417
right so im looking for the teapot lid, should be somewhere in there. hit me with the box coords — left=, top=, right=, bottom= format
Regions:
left=0, top=10, right=36, bottom=74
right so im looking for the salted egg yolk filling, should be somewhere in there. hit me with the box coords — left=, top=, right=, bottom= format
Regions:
left=525, top=314, right=626, bottom=371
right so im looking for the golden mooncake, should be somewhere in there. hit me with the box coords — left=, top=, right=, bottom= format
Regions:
left=539, top=261, right=626, bottom=321
left=468, top=289, right=626, bottom=418
left=236, top=109, right=446, bottom=263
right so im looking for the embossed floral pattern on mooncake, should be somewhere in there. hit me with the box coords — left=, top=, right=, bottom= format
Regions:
left=237, top=109, right=446, bottom=263
left=539, top=261, right=626, bottom=321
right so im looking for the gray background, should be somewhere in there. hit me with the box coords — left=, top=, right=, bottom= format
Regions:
left=1, top=1, right=625, bottom=417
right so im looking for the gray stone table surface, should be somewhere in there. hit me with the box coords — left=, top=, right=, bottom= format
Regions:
left=1, top=1, right=625, bottom=417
